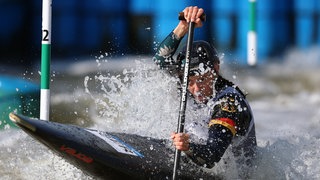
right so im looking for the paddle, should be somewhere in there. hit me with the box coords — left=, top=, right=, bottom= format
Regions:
left=172, top=12, right=206, bottom=180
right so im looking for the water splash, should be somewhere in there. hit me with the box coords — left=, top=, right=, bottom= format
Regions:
left=1, top=52, right=320, bottom=179
left=0, top=130, right=91, bottom=180
left=83, top=57, right=320, bottom=179
left=84, top=59, right=181, bottom=138
left=252, top=135, right=320, bottom=180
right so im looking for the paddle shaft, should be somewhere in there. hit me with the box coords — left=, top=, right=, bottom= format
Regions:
left=172, top=21, right=195, bottom=180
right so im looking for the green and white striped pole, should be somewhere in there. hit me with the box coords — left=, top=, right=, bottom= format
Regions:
left=247, top=0, right=257, bottom=66
left=40, top=0, right=52, bottom=120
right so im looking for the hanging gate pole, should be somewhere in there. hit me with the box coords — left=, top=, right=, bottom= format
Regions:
left=40, top=0, right=52, bottom=120
left=247, top=0, right=257, bottom=66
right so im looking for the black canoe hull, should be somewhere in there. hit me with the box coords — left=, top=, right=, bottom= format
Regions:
left=9, top=113, right=216, bottom=179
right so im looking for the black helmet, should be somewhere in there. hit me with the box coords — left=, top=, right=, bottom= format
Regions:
left=177, top=40, right=220, bottom=76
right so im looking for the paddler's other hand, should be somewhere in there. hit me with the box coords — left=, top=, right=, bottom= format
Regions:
left=171, top=132, right=190, bottom=151
left=182, top=6, right=204, bottom=27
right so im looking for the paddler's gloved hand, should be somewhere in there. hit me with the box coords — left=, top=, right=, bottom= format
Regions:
left=171, top=132, right=190, bottom=151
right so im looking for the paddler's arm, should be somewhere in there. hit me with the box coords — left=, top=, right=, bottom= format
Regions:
left=171, top=124, right=234, bottom=168
left=186, top=125, right=233, bottom=168
left=152, top=6, right=203, bottom=71
left=152, top=31, right=184, bottom=71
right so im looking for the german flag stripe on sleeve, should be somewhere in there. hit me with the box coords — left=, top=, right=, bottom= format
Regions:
left=208, top=118, right=236, bottom=136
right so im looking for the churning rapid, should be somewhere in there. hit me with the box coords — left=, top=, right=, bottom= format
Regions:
left=1, top=47, right=320, bottom=179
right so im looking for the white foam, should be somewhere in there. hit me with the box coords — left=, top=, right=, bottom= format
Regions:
left=2, top=47, right=320, bottom=179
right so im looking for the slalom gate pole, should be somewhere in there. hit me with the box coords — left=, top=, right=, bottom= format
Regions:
left=247, top=0, right=257, bottom=66
left=40, top=0, right=52, bottom=121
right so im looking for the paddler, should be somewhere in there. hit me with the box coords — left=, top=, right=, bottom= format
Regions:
left=153, top=6, right=257, bottom=178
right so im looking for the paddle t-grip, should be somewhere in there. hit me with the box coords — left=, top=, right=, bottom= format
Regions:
left=178, top=12, right=206, bottom=22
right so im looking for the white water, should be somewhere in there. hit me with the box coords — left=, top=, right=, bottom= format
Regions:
left=1, top=48, right=320, bottom=179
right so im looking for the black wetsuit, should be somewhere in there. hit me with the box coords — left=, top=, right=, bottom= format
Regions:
left=153, top=32, right=257, bottom=169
